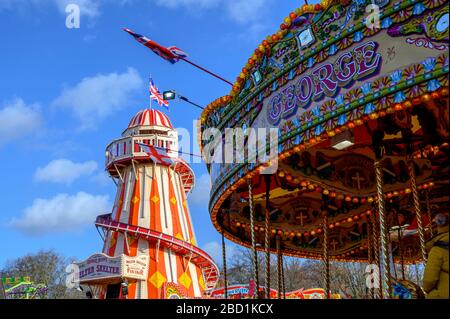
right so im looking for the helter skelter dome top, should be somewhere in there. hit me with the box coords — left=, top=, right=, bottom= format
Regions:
left=199, top=0, right=449, bottom=262
left=128, top=109, right=174, bottom=130
left=106, top=109, right=197, bottom=194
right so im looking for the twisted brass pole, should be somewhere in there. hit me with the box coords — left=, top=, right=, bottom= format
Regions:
left=408, top=160, right=427, bottom=262
left=276, top=236, right=282, bottom=299
left=323, top=214, right=330, bottom=299
left=248, top=181, right=259, bottom=299
left=371, top=212, right=381, bottom=299
left=374, top=160, right=391, bottom=298
left=425, top=189, right=433, bottom=237
left=264, top=175, right=271, bottom=299
left=264, top=207, right=270, bottom=299
left=221, top=230, right=228, bottom=299
left=367, top=218, right=374, bottom=299
left=281, top=255, right=286, bottom=299
left=395, top=209, right=405, bottom=280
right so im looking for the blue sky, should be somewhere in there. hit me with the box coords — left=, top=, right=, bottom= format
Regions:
left=0, top=0, right=312, bottom=267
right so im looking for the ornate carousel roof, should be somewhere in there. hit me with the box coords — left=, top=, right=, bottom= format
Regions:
left=199, top=0, right=449, bottom=262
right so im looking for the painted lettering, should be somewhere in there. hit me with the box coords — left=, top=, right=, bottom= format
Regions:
left=335, top=52, right=356, bottom=85
left=296, top=75, right=314, bottom=108
left=282, top=84, right=297, bottom=118
left=354, top=41, right=381, bottom=77
left=266, top=41, right=382, bottom=124
left=268, top=93, right=283, bottom=125
left=312, top=63, right=338, bottom=98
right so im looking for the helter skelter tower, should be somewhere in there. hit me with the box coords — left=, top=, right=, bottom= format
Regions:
left=75, top=109, right=219, bottom=299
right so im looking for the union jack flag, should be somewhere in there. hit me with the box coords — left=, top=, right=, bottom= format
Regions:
left=149, top=79, right=169, bottom=109
left=123, top=28, right=188, bottom=64
left=136, top=142, right=173, bottom=166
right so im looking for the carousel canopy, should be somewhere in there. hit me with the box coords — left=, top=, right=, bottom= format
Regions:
left=199, top=0, right=449, bottom=262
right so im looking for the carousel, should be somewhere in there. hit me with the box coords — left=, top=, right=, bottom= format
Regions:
left=199, top=0, right=449, bottom=299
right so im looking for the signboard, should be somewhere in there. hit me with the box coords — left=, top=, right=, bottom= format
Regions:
left=211, top=284, right=278, bottom=299
left=252, top=32, right=446, bottom=132
left=266, top=41, right=382, bottom=126
left=122, top=255, right=149, bottom=281
left=74, top=253, right=149, bottom=284
left=211, top=285, right=341, bottom=299
left=75, top=253, right=121, bottom=283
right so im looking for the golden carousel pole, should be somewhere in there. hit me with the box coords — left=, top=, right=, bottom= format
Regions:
left=374, top=159, right=392, bottom=298
left=221, top=229, right=228, bottom=299
left=322, top=213, right=330, bottom=299
left=367, top=217, right=374, bottom=299
left=281, top=255, right=286, bottom=299
left=408, top=159, right=427, bottom=263
left=264, top=175, right=271, bottom=299
left=395, top=209, right=406, bottom=280
left=371, top=212, right=381, bottom=299
left=425, top=189, right=433, bottom=237
left=248, top=181, right=260, bottom=299
left=276, top=236, right=282, bottom=299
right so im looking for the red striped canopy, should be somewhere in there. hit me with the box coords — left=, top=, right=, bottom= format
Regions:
left=128, top=109, right=173, bottom=130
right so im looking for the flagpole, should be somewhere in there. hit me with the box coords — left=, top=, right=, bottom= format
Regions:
left=124, top=28, right=233, bottom=87
left=149, top=77, right=153, bottom=110
left=180, top=58, right=233, bottom=86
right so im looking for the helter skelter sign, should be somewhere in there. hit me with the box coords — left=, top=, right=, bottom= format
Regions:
left=73, top=253, right=149, bottom=284
left=267, top=41, right=382, bottom=125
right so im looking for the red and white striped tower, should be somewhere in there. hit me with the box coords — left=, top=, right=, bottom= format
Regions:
left=89, top=109, right=218, bottom=299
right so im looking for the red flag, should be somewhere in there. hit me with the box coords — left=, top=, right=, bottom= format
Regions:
left=124, top=28, right=188, bottom=64
left=136, top=142, right=173, bottom=166
left=149, top=79, right=169, bottom=108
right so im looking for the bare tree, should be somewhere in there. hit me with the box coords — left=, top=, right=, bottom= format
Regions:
left=0, top=250, right=84, bottom=299
left=224, top=247, right=379, bottom=298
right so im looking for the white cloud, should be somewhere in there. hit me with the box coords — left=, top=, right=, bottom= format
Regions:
left=203, top=241, right=236, bottom=266
left=0, top=0, right=273, bottom=24
left=10, top=192, right=110, bottom=235
left=0, top=0, right=100, bottom=18
left=52, top=67, right=143, bottom=129
left=0, top=98, right=42, bottom=146
left=225, top=0, right=271, bottom=24
left=151, top=0, right=272, bottom=25
left=34, top=159, right=98, bottom=185
left=53, top=0, right=100, bottom=18
left=188, top=173, right=211, bottom=205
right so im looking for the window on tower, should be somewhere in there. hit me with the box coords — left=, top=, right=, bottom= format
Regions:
left=139, top=130, right=168, bottom=136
